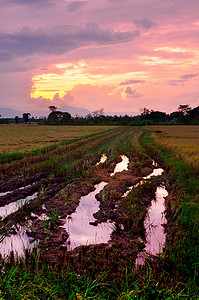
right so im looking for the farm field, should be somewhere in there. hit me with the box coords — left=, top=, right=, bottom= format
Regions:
left=148, top=125, right=199, bottom=168
left=0, top=125, right=198, bottom=299
left=0, top=124, right=117, bottom=154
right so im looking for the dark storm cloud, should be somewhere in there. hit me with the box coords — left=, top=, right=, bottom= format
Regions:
left=67, top=1, right=87, bottom=12
left=0, top=23, right=140, bottom=61
left=134, top=18, right=157, bottom=30
left=125, top=86, right=142, bottom=98
left=119, top=79, right=145, bottom=85
left=169, top=73, right=198, bottom=86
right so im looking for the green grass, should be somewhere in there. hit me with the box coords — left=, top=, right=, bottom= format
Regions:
left=141, top=129, right=199, bottom=282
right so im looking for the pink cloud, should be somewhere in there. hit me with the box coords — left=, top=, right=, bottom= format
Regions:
left=0, top=0, right=198, bottom=115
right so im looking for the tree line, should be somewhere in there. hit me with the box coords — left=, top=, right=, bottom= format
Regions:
left=0, top=104, right=199, bottom=125
left=42, top=104, right=199, bottom=125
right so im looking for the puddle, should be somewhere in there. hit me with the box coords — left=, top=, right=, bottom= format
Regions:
left=0, top=225, right=38, bottom=258
left=136, top=185, right=168, bottom=266
left=123, top=168, right=164, bottom=198
left=152, top=160, right=158, bottom=167
left=143, top=168, right=164, bottom=179
left=62, top=182, right=113, bottom=250
left=62, top=154, right=130, bottom=250
left=96, top=154, right=107, bottom=166
left=119, top=160, right=168, bottom=266
left=110, top=155, right=129, bottom=176
left=0, top=193, right=38, bottom=219
left=0, top=185, right=31, bottom=197
left=31, top=212, right=49, bottom=221
left=144, top=186, right=168, bottom=254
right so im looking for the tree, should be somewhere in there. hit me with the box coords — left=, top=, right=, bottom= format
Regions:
left=47, top=111, right=63, bottom=124
left=62, top=112, right=71, bottom=124
left=140, top=107, right=151, bottom=120
left=23, top=113, right=31, bottom=124
left=15, top=116, right=19, bottom=124
left=49, top=106, right=57, bottom=112
left=149, top=111, right=167, bottom=122
left=178, top=104, right=191, bottom=115
left=188, top=106, right=199, bottom=122
left=140, top=107, right=151, bottom=116
left=92, top=108, right=104, bottom=117
left=169, top=111, right=183, bottom=121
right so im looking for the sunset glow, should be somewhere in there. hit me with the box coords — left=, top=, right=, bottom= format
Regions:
left=0, top=0, right=199, bottom=116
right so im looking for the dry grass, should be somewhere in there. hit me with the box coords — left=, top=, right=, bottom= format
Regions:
left=0, top=124, right=116, bottom=154
left=148, top=125, right=199, bottom=168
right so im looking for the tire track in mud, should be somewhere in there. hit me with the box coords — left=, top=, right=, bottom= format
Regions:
left=0, top=128, right=124, bottom=181
left=0, top=127, right=169, bottom=266
left=0, top=128, right=134, bottom=257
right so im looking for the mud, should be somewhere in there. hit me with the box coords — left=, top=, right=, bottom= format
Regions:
left=0, top=173, right=47, bottom=193
left=0, top=153, right=162, bottom=261
left=0, top=181, right=47, bottom=207
left=94, top=171, right=142, bottom=223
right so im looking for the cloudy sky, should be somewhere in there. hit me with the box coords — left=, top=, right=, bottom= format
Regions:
left=0, top=0, right=199, bottom=116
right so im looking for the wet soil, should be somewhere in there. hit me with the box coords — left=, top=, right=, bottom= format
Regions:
left=0, top=154, right=160, bottom=262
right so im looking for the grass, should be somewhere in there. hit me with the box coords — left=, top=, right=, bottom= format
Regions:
left=147, top=125, right=199, bottom=169
left=0, top=124, right=117, bottom=154
left=141, top=126, right=199, bottom=281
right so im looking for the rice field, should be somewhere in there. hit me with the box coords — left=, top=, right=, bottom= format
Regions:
left=148, top=125, right=199, bottom=169
left=0, top=124, right=117, bottom=154
left=0, top=125, right=198, bottom=299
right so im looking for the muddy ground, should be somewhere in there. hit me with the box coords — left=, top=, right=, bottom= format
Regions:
left=0, top=154, right=165, bottom=267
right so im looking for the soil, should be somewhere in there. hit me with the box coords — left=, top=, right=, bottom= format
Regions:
left=0, top=156, right=159, bottom=262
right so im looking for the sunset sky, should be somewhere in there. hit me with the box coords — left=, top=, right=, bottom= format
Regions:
left=0, top=0, right=199, bottom=116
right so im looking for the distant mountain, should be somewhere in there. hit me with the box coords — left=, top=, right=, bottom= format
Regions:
left=0, top=107, right=23, bottom=118
left=0, top=105, right=91, bottom=118
left=59, top=105, right=91, bottom=117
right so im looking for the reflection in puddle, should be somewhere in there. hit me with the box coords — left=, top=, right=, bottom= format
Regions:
left=0, top=185, right=31, bottom=197
left=119, top=161, right=168, bottom=266
left=96, top=154, right=107, bottom=166
left=136, top=186, right=168, bottom=266
left=143, top=168, right=164, bottom=179
left=31, top=212, right=49, bottom=221
left=110, top=155, right=129, bottom=176
left=144, top=186, right=168, bottom=254
left=62, top=182, right=113, bottom=250
left=152, top=160, right=158, bottom=167
left=123, top=168, right=164, bottom=198
left=0, top=193, right=38, bottom=219
left=0, top=225, right=37, bottom=258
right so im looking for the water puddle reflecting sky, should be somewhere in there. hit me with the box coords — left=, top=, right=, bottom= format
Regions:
left=143, top=168, right=164, bottom=179
left=110, top=155, right=129, bottom=176
left=96, top=154, right=107, bottom=166
left=135, top=165, right=168, bottom=266
left=62, top=155, right=130, bottom=249
left=123, top=168, right=164, bottom=198
left=62, top=182, right=114, bottom=250
left=0, top=155, right=168, bottom=260
left=0, top=193, right=38, bottom=220
left=143, top=186, right=168, bottom=255
left=0, top=225, right=37, bottom=258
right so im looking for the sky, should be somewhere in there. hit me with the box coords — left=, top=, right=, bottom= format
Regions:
left=0, top=0, right=199, bottom=116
